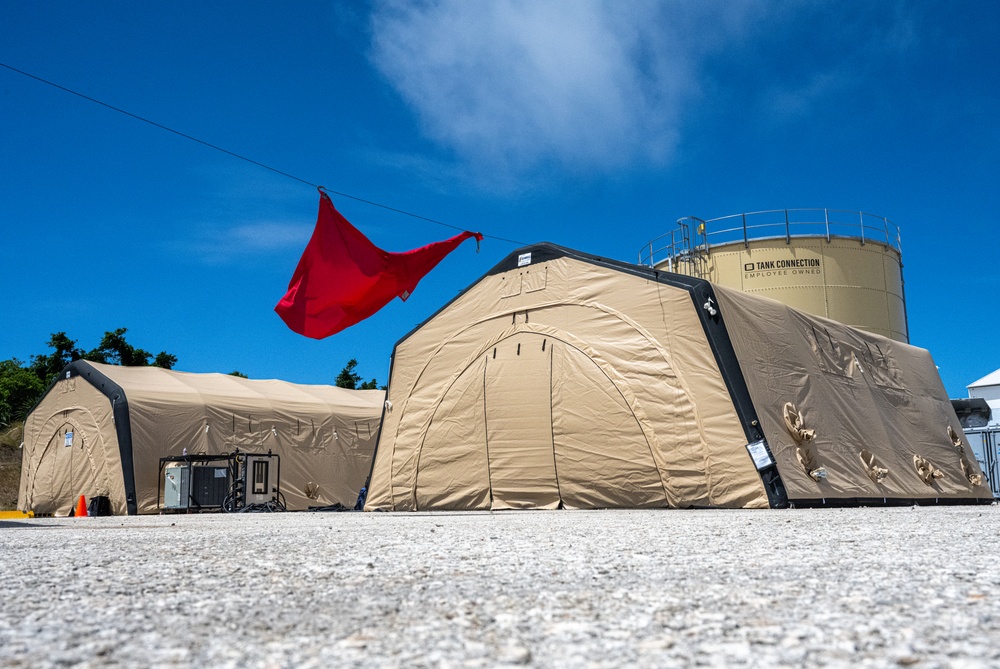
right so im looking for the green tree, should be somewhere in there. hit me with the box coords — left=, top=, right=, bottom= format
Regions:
left=84, top=328, right=163, bottom=367
left=3, top=329, right=179, bottom=425
left=0, top=359, right=45, bottom=427
left=335, top=358, right=362, bottom=389
left=153, top=352, right=178, bottom=370
left=228, top=371, right=248, bottom=378
left=29, top=332, right=83, bottom=387
left=335, top=359, right=380, bottom=390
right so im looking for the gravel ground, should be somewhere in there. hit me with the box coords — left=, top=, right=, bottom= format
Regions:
left=1, top=506, right=998, bottom=668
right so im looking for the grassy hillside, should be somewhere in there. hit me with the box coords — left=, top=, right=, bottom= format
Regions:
left=0, top=424, right=23, bottom=510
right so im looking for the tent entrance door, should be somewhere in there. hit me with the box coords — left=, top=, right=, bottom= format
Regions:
left=411, top=329, right=671, bottom=510
left=484, top=332, right=560, bottom=509
left=28, top=408, right=113, bottom=516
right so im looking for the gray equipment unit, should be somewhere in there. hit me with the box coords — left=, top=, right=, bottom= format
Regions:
left=953, top=399, right=998, bottom=497
left=965, top=428, right=1000, bottom=498
left=163, top=462, right=230, bottom=510
left=163, top=464, right=188, bottom=509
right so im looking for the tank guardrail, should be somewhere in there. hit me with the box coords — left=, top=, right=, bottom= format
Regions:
left=639, top=208, right=902, bottom=268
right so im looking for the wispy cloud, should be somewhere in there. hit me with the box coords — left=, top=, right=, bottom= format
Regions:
left=370, top=1, right=741, bottom=177
left=165, top=161, right=319, bottom=265
left=368, top=1, right=920, bottom=183
left=176, top=220, right=313, bottom=265
left=763, top=70, right=849, bottom=123
left=226, top=222, right=313, bottom=250
left=727, top=3, right=920, bottom=124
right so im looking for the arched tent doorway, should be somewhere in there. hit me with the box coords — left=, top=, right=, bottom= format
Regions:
left=24, top=407, right=118, bottom=516
left=410, top=328, right=674, bottom=510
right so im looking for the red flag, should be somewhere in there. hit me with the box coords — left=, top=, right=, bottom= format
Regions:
left=275, top=192, right=483, bottom=339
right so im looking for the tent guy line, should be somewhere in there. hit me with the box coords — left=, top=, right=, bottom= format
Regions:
left=0, top=61, right=526, bottom=246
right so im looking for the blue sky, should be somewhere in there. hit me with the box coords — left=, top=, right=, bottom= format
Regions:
left=1, top=1, right=998, bottom=396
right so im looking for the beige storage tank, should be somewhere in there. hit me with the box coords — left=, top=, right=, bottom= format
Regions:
left=639, top=209, right=908, bottom=343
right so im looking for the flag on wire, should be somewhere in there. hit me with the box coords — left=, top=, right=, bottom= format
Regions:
left=275, top=191, right=483, bottom=339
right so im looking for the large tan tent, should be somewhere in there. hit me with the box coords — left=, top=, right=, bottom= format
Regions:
left=365, top=243, right=991, bottom=510
left=19, top=361, right=384, bottom=515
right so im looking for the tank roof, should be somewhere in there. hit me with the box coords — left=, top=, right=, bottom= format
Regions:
left=639, top=208, right=901, bottom=267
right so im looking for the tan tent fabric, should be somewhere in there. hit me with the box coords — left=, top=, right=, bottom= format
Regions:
left=367, top=248, right=770, bottom=511
left=713, top=285, right=992, bottom=502
left=19, top=362, right=384, bottom=515
left=366, top=244, right=989, bottom=510
left=19, top=374, right=126, bottom=515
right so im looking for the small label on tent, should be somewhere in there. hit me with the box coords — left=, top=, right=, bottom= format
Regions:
left=518, top=252, right=531, bottom=267
left=64, top=431, right=73, bottom=447
left=214, top=468, right=227, bottom=478
left=746, top=439, right=773, bottom=470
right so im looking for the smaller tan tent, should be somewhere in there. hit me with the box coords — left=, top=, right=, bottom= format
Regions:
left=365, top=243, right=991, bottom=510
left=19, top=361, right=384, bottom=515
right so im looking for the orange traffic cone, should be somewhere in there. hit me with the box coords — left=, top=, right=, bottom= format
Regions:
left=75, top=495, right=88, bottom=517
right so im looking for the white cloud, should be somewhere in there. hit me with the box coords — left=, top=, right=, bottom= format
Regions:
left=368, top=1, right=922, bottom=181
left=178, top=220, right=313, bottom=265
left=370, top=1, right=741, bottom=176
left=764, top=70, right=848, bottom=122
left=227, top=222, right=313, bottom=250
left=170, top=161, right=319, bottom=264
left=730, top=3, right=920, bottom=125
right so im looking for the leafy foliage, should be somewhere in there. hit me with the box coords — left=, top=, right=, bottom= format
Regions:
left=29, top=332, right=83, bottom=388
left=0, top=329, right=178, bottom=426
left=0, top=424, right=22, bottom=510
left=0, top=360, right=44, bottom=427
left=336, top=358, right=382, bottom=390
left=83, top=328, right=175, bottom=369
left=154, top=352, right=178, bottom=369
left=335, top=358, right=362, bottom=389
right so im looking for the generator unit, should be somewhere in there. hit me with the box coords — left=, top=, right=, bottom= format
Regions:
left=163, top=462, right=231, bottom=510
left=159, top=451, right=283, bottom=513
